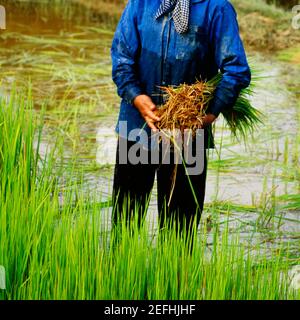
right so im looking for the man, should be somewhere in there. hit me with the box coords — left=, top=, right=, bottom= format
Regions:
left=110, top=0, right=251, bottom=236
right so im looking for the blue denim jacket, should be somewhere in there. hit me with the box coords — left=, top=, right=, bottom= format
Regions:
left=111, top=0, right=251, bottom=148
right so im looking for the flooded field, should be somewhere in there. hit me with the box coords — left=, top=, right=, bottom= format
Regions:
left=1, top=3, right=299, bottom=253
left=0, top=1, right=299, bottom=300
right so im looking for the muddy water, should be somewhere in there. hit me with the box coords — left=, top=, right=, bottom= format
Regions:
left=0, top=4, right=299, bottom=252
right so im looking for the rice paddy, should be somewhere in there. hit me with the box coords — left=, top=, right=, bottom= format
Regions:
left=0, top=1, right=299, bottom=300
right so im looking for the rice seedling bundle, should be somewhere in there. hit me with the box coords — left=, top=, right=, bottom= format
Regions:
left=155, top=74, right=263, bottom=140
left=155, top=80, right=215, bottom=137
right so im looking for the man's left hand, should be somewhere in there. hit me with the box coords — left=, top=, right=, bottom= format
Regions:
left=202, top=113, right=217, bottom=128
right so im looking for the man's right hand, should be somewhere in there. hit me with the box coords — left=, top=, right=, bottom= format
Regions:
left=133, top=95, right=160, bottom=132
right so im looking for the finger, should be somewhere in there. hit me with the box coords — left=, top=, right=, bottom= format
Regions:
left=148, top=103, right=156, bottom=111
left=147, top=110, right=161, bottom=122
left=145, top=118, right=158, bottom=132
left=148, top=122, right=158, bottom=132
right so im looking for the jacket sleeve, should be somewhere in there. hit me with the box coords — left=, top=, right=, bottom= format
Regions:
left=207, top=1, right=251, bottom=117
left=111, top=0, right=143, bottom=104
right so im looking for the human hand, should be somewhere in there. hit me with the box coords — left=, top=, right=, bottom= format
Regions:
left=202, top=113, right=217, bottom=128
left=133, top=95, right=160, bottom=132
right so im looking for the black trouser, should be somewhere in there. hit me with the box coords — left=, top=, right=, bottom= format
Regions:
left=112, top=137, right=207, bottom=237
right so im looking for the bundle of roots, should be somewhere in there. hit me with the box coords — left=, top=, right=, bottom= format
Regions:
left=155, top=80, right=215, bottom=137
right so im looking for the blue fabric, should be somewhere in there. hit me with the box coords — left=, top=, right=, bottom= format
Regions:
left=111, top=0, right=251, bottom=148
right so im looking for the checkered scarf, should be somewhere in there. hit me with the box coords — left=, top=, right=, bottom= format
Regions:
left=155, top=0, right=190, bottom=34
